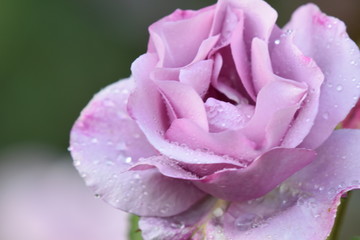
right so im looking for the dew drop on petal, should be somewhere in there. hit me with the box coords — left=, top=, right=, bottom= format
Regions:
left=170, top=221, right=185, bottom=229
left=274, top=39, right=280, bottom=45
left=336, top=85, right=343, bottom=92
left=125, top=157, right=132, bottom=163
left=234, top=213, right=259, bottom=231
left=322, top=112, right=329, bottom=120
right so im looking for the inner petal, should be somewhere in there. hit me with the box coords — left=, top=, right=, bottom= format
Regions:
left=205, top=98, right=254, bottom=132
left=165, top=118, right=258, bottom=161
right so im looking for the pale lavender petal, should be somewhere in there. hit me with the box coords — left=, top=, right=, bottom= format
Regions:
left=285, top=4, right=360, bottom=149
left=251, top=38, right=275, bottom=94
left=270, top=26, right=324, bottom=148
left=139, top=198, right=217, bottom=240
left=149, top=7, right=215, bottom=67
left=131, top=155, right=241, bottom=179
left=242, top=79, right=308, bottom=149
left=205, top=98, right=254, bottom=132
left=100, top=168, right=205, bottom=217
left=70, top=78, right=157, bottom=171
left=155, top=80, right=209, bottom=131
left=229, top=0, right=277, bottom=99
left=194, top=148, right=316, bottom=201
left=179, top=60, right=213, bottom=97
left=224, top=129, right=360, bottom=239
left=166, top=118, right=258, bottom=161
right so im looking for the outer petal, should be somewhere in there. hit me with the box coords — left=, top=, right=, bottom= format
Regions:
left=194, top=148, right=316, bottom=201
left=139, top=198, right=219, bottom=240
left=285, top=4, right=360, bottom=149
left=70, top=78, right=204, bottom=217
left=70, top=78, right=157, bottom=174
left=224, top=130, right=360, bottom=239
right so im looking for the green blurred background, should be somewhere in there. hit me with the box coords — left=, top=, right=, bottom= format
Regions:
left=0, top=0, right=359, bottom=239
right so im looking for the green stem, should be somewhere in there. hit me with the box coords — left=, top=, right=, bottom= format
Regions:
left=327, top=191, right=352, bottom=240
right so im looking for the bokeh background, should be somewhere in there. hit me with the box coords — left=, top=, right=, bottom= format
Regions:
left=0, top=0, right=359, bottom=239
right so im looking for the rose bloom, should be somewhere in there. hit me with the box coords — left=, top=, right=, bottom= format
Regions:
left=0, top=148, right=130, bottom=240
left=70, top=0, right=360, bottom=239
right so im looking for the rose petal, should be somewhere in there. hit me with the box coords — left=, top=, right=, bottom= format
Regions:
left=194, top=147, right=316, bottom=202
left=229, top=0, right=278, bottom=100
left=166, top=118, right=258, bottom=161
left=101, top=169, right=205, bottom=217
left=251, top=38, right=275, bottom=94
left=149, top=7, right=215, bottom=67
left=131, top=155, right=241, bottom=179
left=224, top=129, right=360, bottom=239
left=243, top=79, right=308, bottom=149
left=285, top=3, right=360, bottom=149
left=139, top=198, right=218, bottom=240
left=205, top=97, right=254, bottom=132
left=179, top=60, right=213, bottom=97
left=269, top=27, right=324, bottom=148
left=70, top=78, right=158, bottom=193
left=155, top=80, right=209, bottom=131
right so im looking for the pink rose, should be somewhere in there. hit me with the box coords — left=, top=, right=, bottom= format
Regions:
left=70, top=0, right=360, bottom=239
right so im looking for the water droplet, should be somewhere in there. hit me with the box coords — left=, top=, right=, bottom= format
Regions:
left=336, top=85, right=343, bottom=92
left=67, top=146, right=73, bottom=151
left=94, top=193, right=101, bottom=198
left=213, top=208, right=224, bottom=217
left=106, top=160, right=114, bottom=166
left=327, top=24, right=332, bottom=29
left=234, top=213, right=260, bottom=231
left=274, top=39, right=280, bottom=45
left=134, top=173, right=140, bottom=179
left=91, top=138, right=98, bottom=144
left=170, top=221, right=185, bottom=229
left=125, top=157, right=132, bottom=163
left=322, top=112, right=329, bottom=120
left=160, top=205, right=170, bottom=214
left=116, top=142, right=127, bottom=151
left=74, top=160, right=81, bottom=167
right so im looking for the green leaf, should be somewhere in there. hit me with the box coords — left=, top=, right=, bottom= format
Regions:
left=350, top=237, right=360, bottom=240
left=129, top=214, right=143, bottom=240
